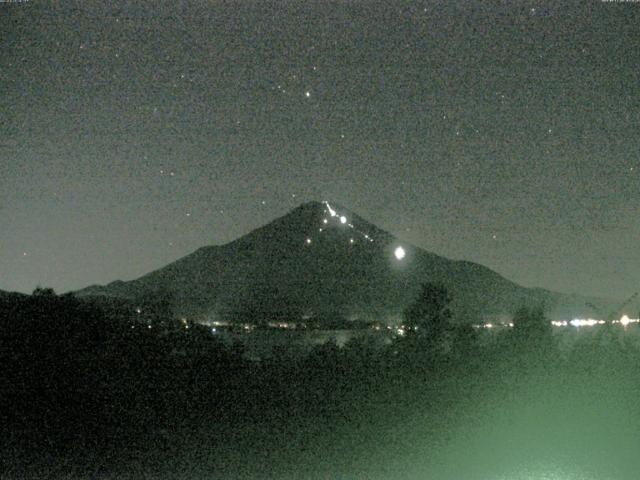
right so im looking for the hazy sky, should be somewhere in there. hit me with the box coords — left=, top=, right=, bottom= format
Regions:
left=2, top=1, right=639, bottom=299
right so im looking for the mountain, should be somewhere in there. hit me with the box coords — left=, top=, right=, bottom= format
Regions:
left=75, top=201, right=614, bottom=323
left=0, top=289, right=28, bottom=301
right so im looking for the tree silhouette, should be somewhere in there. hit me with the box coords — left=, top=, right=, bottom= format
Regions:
left=512, top=305, right=552, bottom=342
left=32, top=286, right=57, bottom=297
left=404, top=282, right=452, bottom=343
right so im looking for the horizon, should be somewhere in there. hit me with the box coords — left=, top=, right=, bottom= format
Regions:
left=3, top=2, right=639, bottom=299
left=0, top=198, right=628, bottom=302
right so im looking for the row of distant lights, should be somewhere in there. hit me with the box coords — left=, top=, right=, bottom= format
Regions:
left=474, top=323, right=514, bottom=329
left=553, top=315, right=639, bottom=328
left=305, top=201, right=406, bottom=260
left=475, top=315, right=639, bottom=329
left=134, top=310, right=638, bottom=332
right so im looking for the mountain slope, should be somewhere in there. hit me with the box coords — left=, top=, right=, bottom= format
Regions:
left=0, top=289, right=28, bottom=301
left=75, top=201, right=613, bottom=322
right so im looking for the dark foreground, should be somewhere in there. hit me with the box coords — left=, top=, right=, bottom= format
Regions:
left=2, top=292, right=640, bottom=479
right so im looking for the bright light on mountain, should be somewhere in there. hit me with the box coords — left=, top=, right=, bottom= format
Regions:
left=394, top=246, right=406, bottom=260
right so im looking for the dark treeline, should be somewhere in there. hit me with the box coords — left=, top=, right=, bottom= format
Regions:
left=2, top=285, right=640, bottom=479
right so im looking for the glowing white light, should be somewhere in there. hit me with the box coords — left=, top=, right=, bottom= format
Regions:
left=394, top=246, right=406, bottom=260
left=570, top=318, right=598, bottom=327
left=306, top=238, right=312, bottom=244
left=340, top=215, right=347, bottom=224
left=323, top=218, right=328, bottom=224
left=349, top=238, right=354, bottom=244
left=621, top=315, right=631, bottom=327
left=324, top=202, right=337, bottom=217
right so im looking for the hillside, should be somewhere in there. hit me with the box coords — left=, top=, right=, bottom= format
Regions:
left=75, top=201, right=613, bottom=323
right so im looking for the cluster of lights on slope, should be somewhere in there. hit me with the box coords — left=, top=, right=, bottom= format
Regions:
left=304, top=201, right=376, bottom=247
left=303, top=201, right=407, bottom=263
left=323, top=201, right=375, bottom=243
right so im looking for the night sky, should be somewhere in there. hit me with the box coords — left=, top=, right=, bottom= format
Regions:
left=2, top=1, right=639, bottom=299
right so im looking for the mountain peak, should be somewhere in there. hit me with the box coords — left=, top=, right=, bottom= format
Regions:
left=73, top=201, right=613, bottom=321
left=252, top=200, right=388, bottom=251
left=290, top=200, right=348, bottom=218
left=297, top=200, right=326, bottom=210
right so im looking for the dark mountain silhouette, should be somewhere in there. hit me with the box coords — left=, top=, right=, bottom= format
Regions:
left=0, top=289, right=27, bottom=301
left=75, top=201, right=613, bottom=323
